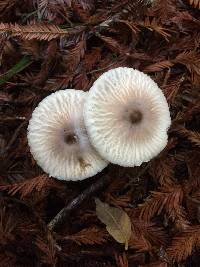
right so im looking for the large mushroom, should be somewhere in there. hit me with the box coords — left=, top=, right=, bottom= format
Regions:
left=84, top=67, right=171, bottom=167
left=27, top=90, right=108, bottom=181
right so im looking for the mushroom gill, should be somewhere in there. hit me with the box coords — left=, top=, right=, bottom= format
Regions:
left=84, top=67, right=171, bottom=167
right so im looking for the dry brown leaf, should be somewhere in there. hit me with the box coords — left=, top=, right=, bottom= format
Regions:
left=95, top=198, right=132, bottom=250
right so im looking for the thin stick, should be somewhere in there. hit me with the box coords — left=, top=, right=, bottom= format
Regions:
left=48, top=175, right=110, bottom=231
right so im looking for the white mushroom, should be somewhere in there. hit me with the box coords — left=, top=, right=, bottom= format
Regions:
left=27, top=89, right=108, bottom=181
left=84, top=67, right=171, bottom=167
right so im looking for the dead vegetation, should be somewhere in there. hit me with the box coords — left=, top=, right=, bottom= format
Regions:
left=0, top=0, right=200, bottom=266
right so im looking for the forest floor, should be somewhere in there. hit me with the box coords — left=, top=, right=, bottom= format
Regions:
left=1, top=0, right=200, bottom=266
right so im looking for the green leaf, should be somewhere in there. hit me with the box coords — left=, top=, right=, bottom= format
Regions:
left=95, top=198, right=132, bottom=250
left=0, top=56, right=32, bottom=85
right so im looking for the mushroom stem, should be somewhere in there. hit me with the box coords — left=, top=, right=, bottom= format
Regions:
left=129, top=109, right=143, bottom=124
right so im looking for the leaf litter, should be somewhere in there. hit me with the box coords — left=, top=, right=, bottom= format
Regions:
left=1, top=0, right=200, bottom=266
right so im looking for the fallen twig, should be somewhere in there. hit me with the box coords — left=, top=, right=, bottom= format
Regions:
left=48, top=175, right=110, bottom=231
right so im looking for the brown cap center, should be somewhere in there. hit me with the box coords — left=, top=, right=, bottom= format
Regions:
left=64, top=133, right=77, bottom=145
left=129, top=110, right=143, bottom=124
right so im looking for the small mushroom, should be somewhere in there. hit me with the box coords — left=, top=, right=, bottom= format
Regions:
left=84, top=67, right=171, bottom=167
left=27, top=90, right=108, bottom=181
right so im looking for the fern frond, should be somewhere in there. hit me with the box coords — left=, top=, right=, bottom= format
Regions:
left=0, top=23, right=10, bottom=32
left=178, top=127, right=200, bottom=148
left=44, top=74, right=73, bottom=91
left=125, top=0, right=150, bottom=20
left=140, top=17, right=172, bottom=40
left=144, top=60, right=173, bottom=73
left=62, top=40, right=86, bottom=71
left=0, top=23, right=68, bottom=41
left=0, top=0, right=15, bottom=14
left=139, top=185, right=187, bottom=224
left=185, top=151, right=200, bottom=184
left=38, top=0, right=72, bottom=21
left=0, top=252, right=16, bottom=267
left=139, top=262, right=168, bottom=267
left=0, top=175, right=58, bottom=198
left=114, top=252, right=128, bottom=267
left=83, top=47, right=101, bottom=72
left=148, top=0, right=177, bottom=23
left=167, top=226, right=200, bottom=262
left=162, top=77, right=183, bottom=102
left=76, top=0, right=95, bottom=10
left=96, top=33, right=125, bottom=54
left=13, top=23, right=68, bottom=41
left=36, top=233, right=57, bottom=266
left=183, top=97, right=200, bottom=121
left=62, top=227, right=108, bottom=245
left=118, top=19, right=139, bottom=34
left=132, top=220, right=168, bottom=247
left=174, top=51, right=200, bottom=76
left=129, top=233, right=152, bottom=252
left=73, top=72, right=89, bottom=90
left=0, top=207, right=16, bottom=244
left=149, top=158, right=176, bottom=187
left=107, top=193, right=131, bottom=208
left=187, top=0, right=200, bottom=9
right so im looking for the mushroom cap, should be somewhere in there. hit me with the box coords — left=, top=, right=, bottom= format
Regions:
left=27, top=89, right=108, bottom=181
left=84, top=67, right=171, bottom=167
